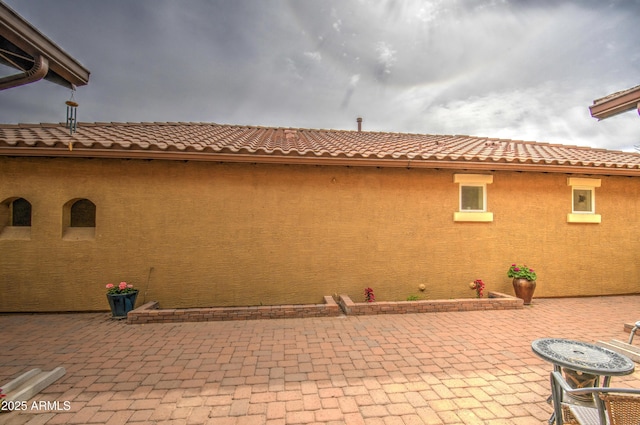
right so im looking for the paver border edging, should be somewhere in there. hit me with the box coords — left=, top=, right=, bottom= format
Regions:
left=126, top=296, right=341, bottom=324
left=126, top=292, right=523, bottom=324
left=337, top=291, right=523, bottom=315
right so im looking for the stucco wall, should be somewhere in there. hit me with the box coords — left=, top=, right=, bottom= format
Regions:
left=1, top=156, right=639, bottom=312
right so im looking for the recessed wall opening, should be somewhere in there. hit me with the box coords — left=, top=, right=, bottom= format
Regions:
left=11, top=197, right=32, bottom=226
left=0, top=197, right=32, bottom=240
left=70, top=199, right=96, bottom=227
left=63, top=198, right=96, bottom=240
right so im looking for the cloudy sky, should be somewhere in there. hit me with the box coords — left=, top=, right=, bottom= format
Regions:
left=1, top=0, right=639, bottom=151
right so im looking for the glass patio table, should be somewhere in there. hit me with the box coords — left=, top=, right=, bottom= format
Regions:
left=531, top=338, right=635, bottom=424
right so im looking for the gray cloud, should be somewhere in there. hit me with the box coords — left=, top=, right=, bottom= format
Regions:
left=1, top=0, right=638, bottom=150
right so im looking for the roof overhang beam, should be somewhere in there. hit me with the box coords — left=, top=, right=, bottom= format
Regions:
left=2, top=147, right=640, bottom=177
left=590, top=85, right=640, bottom=120
left=0, top=2, right=89, bottom=89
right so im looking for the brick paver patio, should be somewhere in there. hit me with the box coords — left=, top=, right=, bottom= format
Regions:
left=2, top=295, right=640, bottom=424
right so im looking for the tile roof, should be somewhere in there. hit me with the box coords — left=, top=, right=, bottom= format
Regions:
left=2, top=122, right=640, bottom=175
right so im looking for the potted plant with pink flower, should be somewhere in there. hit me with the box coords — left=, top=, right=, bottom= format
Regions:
left=507, top=264, right=537, bottom=305
left=105, top=281, right=138, bottom=318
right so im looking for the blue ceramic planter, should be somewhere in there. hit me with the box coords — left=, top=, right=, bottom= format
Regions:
left=106, top=291, right=138, bottom=318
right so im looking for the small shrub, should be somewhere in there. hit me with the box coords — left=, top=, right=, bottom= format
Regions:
left=406, top=295, right=420, bottom=301
left=364, top=287, right=375, bottom=302
left=468, top=279, right=485, bottom=298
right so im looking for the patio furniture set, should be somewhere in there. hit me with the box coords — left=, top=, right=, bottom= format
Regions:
left=532, top=324, right=640, bottom=425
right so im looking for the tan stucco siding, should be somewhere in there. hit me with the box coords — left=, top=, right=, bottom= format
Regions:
left=1, top=157, right=639, bottom=312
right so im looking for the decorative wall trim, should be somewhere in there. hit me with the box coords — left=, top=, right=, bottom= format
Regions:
left=567, top=177, right=601, bottom=187
left=454, top=174, right=494, bottom=184
left=567, top=213, right=602, bottom=224
left=453, top=212, right=494, bottom=222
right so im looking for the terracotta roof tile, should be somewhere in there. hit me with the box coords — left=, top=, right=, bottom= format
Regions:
left=1, top=122, right=640, bottom=175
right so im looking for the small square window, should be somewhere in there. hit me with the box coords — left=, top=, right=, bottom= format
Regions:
left=454, top=174, right=493, bottom=222
left=460, top=185, right=485, bottom=211
left=567, top=178, right=600, bottom=223
left=572, top=188, right=593, bottom=213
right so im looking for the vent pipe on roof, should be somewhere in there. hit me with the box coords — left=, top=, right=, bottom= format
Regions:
left=357, top=117, right=362, bottom=132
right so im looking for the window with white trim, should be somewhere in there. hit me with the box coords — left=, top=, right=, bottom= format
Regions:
left=453, top=174, right=493, bottom=222
left=572, top=187, right=594, bottom=213
left=460, top=184, right=485, bottom=211
left=567, top=178, right=601, bottom=223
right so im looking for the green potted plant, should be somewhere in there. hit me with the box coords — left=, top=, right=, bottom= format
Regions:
left=106, top=281, right=138, bottom=318
left=507, top=264, right=537, bottom=305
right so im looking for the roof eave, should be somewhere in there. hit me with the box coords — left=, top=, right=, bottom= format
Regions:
left=590, top=86, right=640, bottom=120
left=3, top=147, right=640, bottom=176
left=0, top=2, right=90, bottom=88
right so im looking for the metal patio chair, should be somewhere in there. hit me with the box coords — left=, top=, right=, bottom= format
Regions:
left=628, top=321, right=640, bottom=344
left=550, top=371, right=640, bottom=425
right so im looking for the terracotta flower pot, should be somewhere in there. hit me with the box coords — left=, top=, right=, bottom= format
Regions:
left=512, top=278, right=536, bottom=305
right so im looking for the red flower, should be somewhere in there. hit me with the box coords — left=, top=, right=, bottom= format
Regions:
left=470, top=279, right=485, bottom=298
left=364, top=287, right=375, bottom=303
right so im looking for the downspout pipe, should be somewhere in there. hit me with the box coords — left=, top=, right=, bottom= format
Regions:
left=0, top=54, right=49, bottom=90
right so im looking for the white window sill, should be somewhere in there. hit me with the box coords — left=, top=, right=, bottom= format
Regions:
left=454, top=212, right=494, bottom=222
left=567, top=213, right=601, bottom=224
